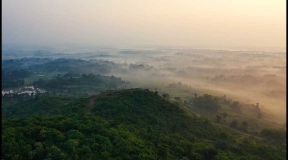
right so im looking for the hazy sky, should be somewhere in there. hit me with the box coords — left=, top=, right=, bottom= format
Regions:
left=2, top=0, right=286, bottom=49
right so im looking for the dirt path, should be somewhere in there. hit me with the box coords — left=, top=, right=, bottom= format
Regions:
left=217, top=124, right=250, bottom=136
left=87, top=96, right=97, bottom=112
left=182, top=104, right=201, bottom=118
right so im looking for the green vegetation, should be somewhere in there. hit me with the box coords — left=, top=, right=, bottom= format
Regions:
left=32, top=73, right=130, bottom=96
left=190, top=94, right=221, bottom=112
left=2, top=95, right=78, bottom=118
left=24, top=71, right=68, bottom=84
left=260, top=128, right=286, bottom=142
left=2, top=58, right=118, bottom=88
left=2, top=89, right=286, bottom=159
left=164, top=84, right=286, bottom=135
left=2, top=58, right=286, bottom=159
left=2, top=69, right=32, bottom=88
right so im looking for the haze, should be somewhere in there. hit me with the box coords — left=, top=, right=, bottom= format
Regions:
left=2, top=0, right=286, bottom=50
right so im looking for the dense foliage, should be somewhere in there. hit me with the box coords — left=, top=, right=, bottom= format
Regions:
left=2, top=95, right=79, bottom=118
left=260, top=128, right=286, bottom=142
left=32, top=73, right=130, bottom=95
left=28, top=58, right=115, bottom=75
left=2, top=58, right=121, bottom=89
left=2, top=69, right=32, bottom=88
left=190, top=94, right=221, bottom=112
left=2, top=89, right=286, bottom=160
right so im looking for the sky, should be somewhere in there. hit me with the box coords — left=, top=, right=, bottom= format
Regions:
left=2, top=0, right=286, bottom=50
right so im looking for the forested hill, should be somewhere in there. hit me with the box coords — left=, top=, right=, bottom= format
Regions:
left=2, top=89, right=286, bottom=160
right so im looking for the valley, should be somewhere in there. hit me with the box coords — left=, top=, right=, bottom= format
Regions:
left=2, top=48, right=286, bottom=159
